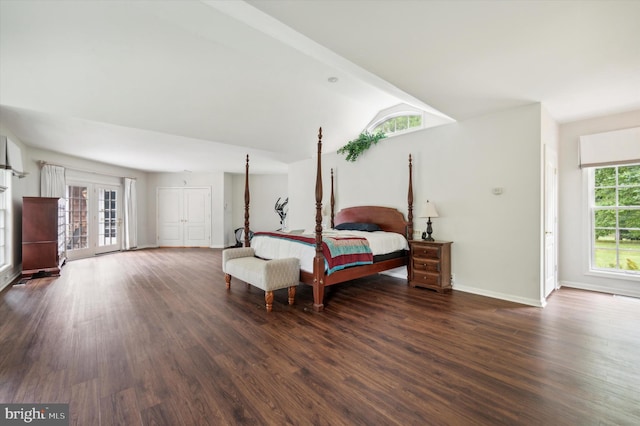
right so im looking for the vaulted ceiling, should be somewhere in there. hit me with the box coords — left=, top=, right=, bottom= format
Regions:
left=1, top=0, right=638, bottom=173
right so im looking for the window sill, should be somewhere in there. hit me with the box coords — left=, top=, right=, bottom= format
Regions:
left=586, top=269, right=640, bottom=282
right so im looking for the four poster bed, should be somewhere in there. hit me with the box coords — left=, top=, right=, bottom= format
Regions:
left=241, top=128, right=414, bottom=311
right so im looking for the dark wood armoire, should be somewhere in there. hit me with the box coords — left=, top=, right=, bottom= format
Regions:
left=22, top=197, right=62, bottom=277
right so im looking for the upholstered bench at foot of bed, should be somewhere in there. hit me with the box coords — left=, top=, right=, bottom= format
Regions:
left=222, top=247, right=299, bottom=312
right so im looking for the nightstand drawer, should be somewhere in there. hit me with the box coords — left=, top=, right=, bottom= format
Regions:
left=412, top=271, right=441, bottom=287
left=412, top=245, right=441, bottom=259
left=412, top=258, right=440, bottom=273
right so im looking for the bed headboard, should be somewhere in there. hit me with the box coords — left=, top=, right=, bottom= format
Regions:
left=334, top=206, right=409, bottom=237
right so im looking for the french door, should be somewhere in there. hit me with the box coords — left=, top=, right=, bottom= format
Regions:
left=65, top=182, right=122, bottom=260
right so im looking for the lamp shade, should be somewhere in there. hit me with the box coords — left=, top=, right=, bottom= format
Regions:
left=419, top=200, right=439, bottom=218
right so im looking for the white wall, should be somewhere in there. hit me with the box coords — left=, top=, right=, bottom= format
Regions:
left=289, top=104, right=545, bottom=305
left=558, top=109, right=640, bottom=297
left=231, top=173, right=288, bottom=241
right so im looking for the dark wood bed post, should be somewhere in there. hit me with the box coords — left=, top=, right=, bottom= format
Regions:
left=408, top=154, right=414, bottom=239
left=407, top=154, right=414, bottom=280
left=244, top=154, right=250, bottom=247
left=330, top=168, right=335, bottom=229
left=313, top=128, right=325, bottom=311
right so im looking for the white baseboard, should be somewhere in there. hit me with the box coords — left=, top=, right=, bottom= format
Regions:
left=560, top=280, right=640, bottom=298
left=380, top=267, right=544, bottom=307
left=0, top=269, right=23, bottom=293
left=452, top=284, right=546, bottom=307
left=129, top=244, right=157, bottom=250
left=0, top=279, right=13, bottom=293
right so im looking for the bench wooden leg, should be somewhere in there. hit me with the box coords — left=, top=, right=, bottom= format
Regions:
left=288, top=286, right=296, bottom=305
left=225, top=274, right=231, bottom=289
left=265, top=291, right=274, bottom=312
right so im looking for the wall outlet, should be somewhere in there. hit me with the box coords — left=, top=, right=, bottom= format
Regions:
left=451, top=273, right=456, bottom=284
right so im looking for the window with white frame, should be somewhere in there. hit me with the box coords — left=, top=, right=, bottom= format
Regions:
left=371, top=114, right=422, bottom=135
left=590, top=164, right=640, bottom=274
left=366, top=103, right=426, bottom=137
left=0, top=169, right=10, bottom=269
left=364, top=102, right=454, bottom=138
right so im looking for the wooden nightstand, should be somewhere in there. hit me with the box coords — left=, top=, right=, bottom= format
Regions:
left=408, top=240, right=452, bottom=293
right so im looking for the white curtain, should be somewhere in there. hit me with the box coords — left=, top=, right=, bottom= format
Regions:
left=123, top=177, right=137, bottom=250
left=40, top=164, right=66, bottom=197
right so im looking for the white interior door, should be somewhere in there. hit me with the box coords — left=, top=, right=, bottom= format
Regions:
left=544, top=145, right=558, bottom=298
left=157, top=187, right=211, bottom=247
left=183, top=188, right=211, bottom=247
left=157, top=188, right=184, bottom=247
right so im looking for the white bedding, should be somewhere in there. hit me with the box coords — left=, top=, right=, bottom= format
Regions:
left=251, top=230, right=408, bottom=273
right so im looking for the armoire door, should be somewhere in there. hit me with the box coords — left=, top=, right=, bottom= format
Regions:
left=157, top=187, right=211, bottom=247
left=22, top=197, right=61, bottom=276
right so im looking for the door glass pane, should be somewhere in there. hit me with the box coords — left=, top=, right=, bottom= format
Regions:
left=58, top=199, right=66, bottom=260
left=66, top=186, right=88, bottom=250
left=98, top=189, right=117, bottom=247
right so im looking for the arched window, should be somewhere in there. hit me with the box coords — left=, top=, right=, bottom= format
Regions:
left=366, top=104, right=425, bottom=137
left=372, top=114, right=423, bottom=135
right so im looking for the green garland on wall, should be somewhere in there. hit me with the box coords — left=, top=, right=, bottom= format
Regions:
left=337, top=131, right=387, bottom=162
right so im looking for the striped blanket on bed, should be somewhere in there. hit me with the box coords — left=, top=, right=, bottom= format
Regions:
left=252, top=232, right=373, bottom=275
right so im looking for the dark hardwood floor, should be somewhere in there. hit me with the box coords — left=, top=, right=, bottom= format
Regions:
left=1, top=248, right=639, bottom=425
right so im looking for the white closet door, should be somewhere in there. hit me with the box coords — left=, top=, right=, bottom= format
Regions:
left=157, top=187, right=211, bottom=247
left=157, top=188, right=184, bottom=247
left=183, top=188, right=211, bottom=247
